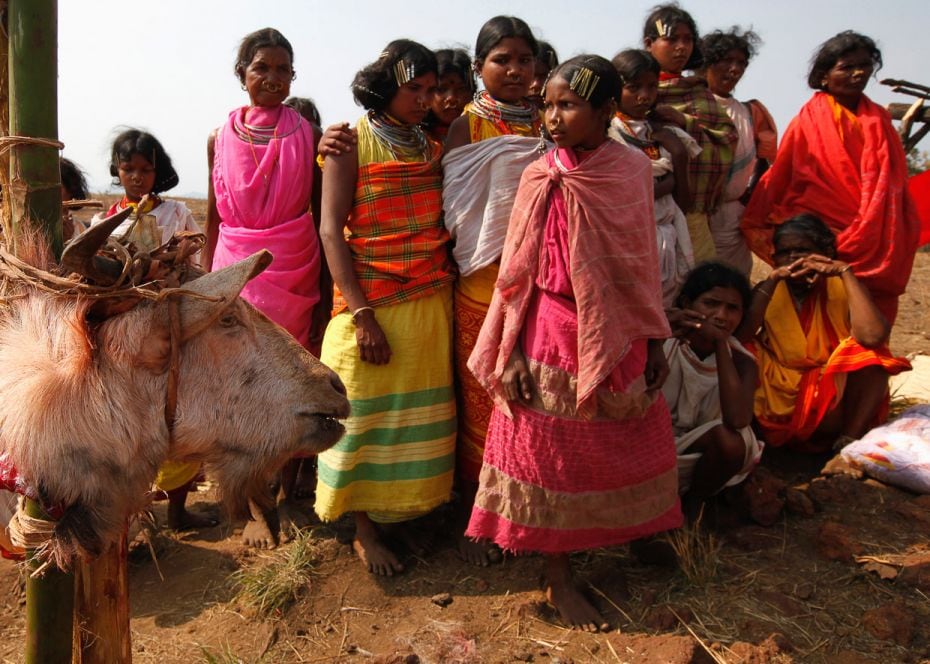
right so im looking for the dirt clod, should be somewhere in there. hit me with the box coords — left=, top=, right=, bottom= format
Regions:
left=430, top=592, right=453, bottom=607
left=862, top=602, right=915, bottom=645
left=816, top=521, right=863, bottom=561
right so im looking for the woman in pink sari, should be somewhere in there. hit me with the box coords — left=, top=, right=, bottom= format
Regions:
left=206, top=28, right=324, bottom=548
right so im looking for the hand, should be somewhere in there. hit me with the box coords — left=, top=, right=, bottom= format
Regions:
left=644, top=339, right=670, bottom=393
left=766, top=265, right=793, bottom=282
left=354, top=309, right=392, bottom=365
left=319, top=123, right=357, bottom=157
left=790, top=254, right=851, bottom=278
left=666, top=307, right=706, bottom=338
left=501, top=347, right=533, bottom=402
left=650, top=105, right=687, bottom=129
left=651, top=127, right=686, bottom=157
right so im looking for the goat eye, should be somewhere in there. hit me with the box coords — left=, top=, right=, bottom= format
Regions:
left=219, top=313, right=239, bottom=328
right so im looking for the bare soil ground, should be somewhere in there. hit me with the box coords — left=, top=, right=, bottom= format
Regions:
left=0, top=199, right=928, bottom=664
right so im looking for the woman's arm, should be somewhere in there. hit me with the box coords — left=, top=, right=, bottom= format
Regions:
left=319, top=145, right=392, bottom=364
left=309, top=124, right=332, bottom=351
left=793, top=256, right=889, bottom=348
left=734, top=265, right=791, bottom=343
left=443, top=115, right=471, bottom=153
left=653, top=127, right=693, bottom=211
left=715, top=340, right=757, bottom=430
left=204, top=129, right=220, bottom=271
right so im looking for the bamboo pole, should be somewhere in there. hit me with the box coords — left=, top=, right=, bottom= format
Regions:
left=8, top=0, right=62, bottom=257
left=7, top=2, right=73, bottom=663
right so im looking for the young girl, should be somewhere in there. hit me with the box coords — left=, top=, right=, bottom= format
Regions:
left=442, top=15, right=544, bottom=566
left=642, top=4, right=737, bottom=263
left=528, top=40, right=559, bottom=110
left=736, top=214, right=910, bottom=453
left=663, top=263, right=762, bottom=516
left=91, top=129, right=210, bottom=532
left=423, top=49, right=474, bottom=142
left=467, top=55, right=681, bottom=631
left=207, top=28, right=323, bottom=548
left=314, top=40, right=456, bottom=576
left=700, top=29, right=777, bottom=275
left=93, top=129, right=199, bottom=248
left=609, top=49, right=698, bottom=306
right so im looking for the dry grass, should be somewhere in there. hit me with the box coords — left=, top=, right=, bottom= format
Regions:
left=229, top=529, right=320, bottom=618
left=663, top=509, right=721, bottom=586
left=200, top=642, right=250, bottom=664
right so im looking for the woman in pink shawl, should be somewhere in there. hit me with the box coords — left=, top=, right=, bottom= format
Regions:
left=206, top=28, right=324, bottom=549
left=467, top=56, right=681, bottom=632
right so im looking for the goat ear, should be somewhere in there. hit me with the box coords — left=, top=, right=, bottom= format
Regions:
left=178, top=250, right=273, bottom=341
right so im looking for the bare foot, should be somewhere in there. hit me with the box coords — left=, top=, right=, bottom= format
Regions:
left=242, top=499, right=279, bottom=549
left=545, top=555, right=608, bottom=632
left=277, top=500, right=314, bottom=543
left=458, top=534, right=503, bottom=567
left=354, top=514, right=404, bottom=576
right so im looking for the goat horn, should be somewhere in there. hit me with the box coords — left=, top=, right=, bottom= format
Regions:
left=60, top=207, right=133, bottom=283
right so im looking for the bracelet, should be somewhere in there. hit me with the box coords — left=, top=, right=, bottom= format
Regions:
left=351, top=306, right=374, bottom=323
left=839, top=265, right=852, bottom=274
left=755, top=285, right=775, bottom=299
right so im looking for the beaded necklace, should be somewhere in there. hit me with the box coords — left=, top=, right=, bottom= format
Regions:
left=613, top=113, right=662, bottom=161
left=469, top=90, right=539, bottom=135
left=234, top=108, right=290, bottom=185
left=368, top=110, right=431, bottom=161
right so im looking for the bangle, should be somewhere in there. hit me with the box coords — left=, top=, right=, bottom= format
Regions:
left=839, top=265, right=852, bottom=274
left=351, top=306, right=373, bottom=323
left=755, top=286, right=775, bottom=299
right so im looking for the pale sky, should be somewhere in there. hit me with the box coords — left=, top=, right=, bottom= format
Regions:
left=58, top=0, right=929, bottom=197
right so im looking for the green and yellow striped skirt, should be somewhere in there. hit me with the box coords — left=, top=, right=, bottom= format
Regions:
left=315, top=286, right=456, bottom=523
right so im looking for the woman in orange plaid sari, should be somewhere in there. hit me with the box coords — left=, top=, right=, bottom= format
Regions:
left=315, top=41, right=456, bottom=576
left=737, top=215, right=910, bottom=453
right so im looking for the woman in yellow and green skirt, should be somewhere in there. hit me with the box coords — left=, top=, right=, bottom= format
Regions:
left=315, top=40, right=456, bottom=576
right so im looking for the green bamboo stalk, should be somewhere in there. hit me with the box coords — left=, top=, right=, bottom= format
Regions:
left=7, top=2, right=73, bottom=663
left=8, top=0, right=62, bottom=258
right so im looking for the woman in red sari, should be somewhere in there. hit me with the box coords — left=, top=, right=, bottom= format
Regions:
left=741, top=31, right=920, bottom=323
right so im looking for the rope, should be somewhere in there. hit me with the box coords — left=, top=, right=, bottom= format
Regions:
left=8, top=497, right=56, bottom=578
left=0, top=134, right=64, bottom=156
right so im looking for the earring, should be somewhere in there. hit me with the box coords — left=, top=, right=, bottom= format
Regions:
left=241, top=83, right=247, bottom=91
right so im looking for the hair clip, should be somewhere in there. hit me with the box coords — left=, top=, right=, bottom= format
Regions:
left=569, top=67, right=600, bottom=101
left=393, top=59, right=416, bottom=86
left=655, top=19, right=673, bottom=38
left=354, top=84, right=385, bottom=100
left=379, top=50, right=390, bottom=60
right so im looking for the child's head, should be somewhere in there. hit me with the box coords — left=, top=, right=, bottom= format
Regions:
left=235, top=28, right=295, bottom=108
left=612, top=49, right=660, bottom=120
left=700, top=28, right=760, bottom=97
left=676, top=262, right=752, bottom=337
left=284, top=96, right=322, bottom=130
left=642, top=3, right=702, bottom=75
left=352, top=40, right=438, bottom=124
left=60, top=158, right=89, bottom=202
left=807, top=31, right=881, bottom=100
left=428, top=48, right=474, bottom=128
left=543, top=55, right=622, bottom=150
left=528, top=41, right=559, bottom=106
left=474, top=16, right=538, bottom=104
left=109, top=129, right=178, bottom=200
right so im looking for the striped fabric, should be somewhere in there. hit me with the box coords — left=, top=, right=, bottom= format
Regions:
left=657, top=78, right=737, bottom=216
left=331, top=130, right=455, bottom=314
left=315, top=287, right=456, bottom=523
left=750, top=277, right=911, bottom=449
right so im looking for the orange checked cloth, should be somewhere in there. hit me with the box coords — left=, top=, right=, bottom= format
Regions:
left=333, top=151, right=456, bottom=313
left=749, top=277, right=910, bottom=450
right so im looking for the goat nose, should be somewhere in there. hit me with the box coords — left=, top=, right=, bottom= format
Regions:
left=330, top=372, right=347, bottom=397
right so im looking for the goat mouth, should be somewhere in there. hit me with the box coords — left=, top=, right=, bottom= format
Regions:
left=298, top=412, right=346, bottom=441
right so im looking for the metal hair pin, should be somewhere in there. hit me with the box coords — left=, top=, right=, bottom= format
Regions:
left=393, top=59, right=416, bottom=86
left=569, top=67, right=600, bottom=101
